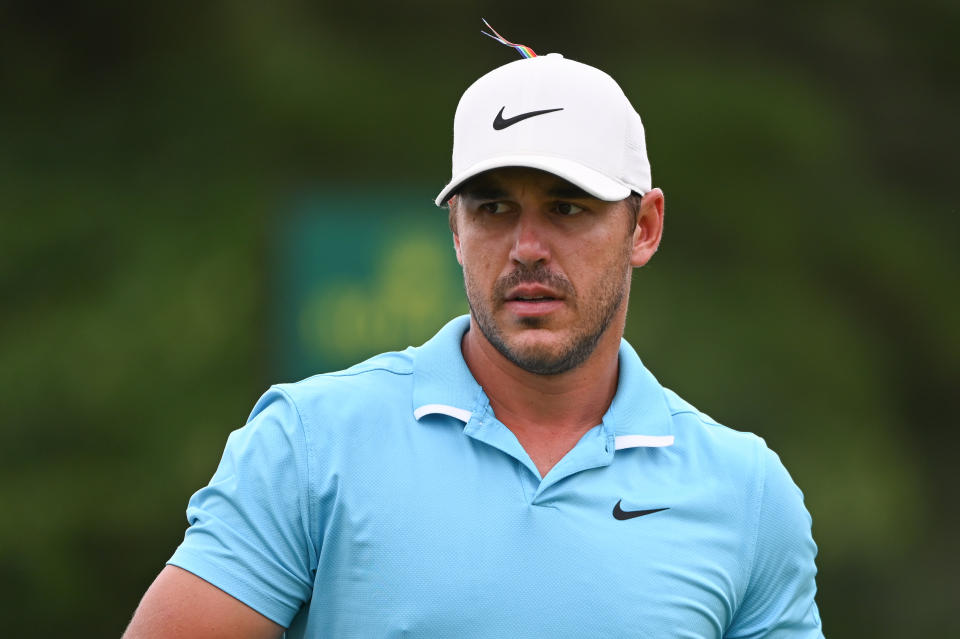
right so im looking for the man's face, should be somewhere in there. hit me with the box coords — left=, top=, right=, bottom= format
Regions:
left=451, top=167, right=641, bottom=376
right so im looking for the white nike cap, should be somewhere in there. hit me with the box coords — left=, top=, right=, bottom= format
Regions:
left=435, top=53, right=651, bottom=207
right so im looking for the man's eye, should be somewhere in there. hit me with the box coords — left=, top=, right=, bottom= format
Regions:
left=554, top=202, right=585, bottom=216
left=480, top=202, right=510, bottom=214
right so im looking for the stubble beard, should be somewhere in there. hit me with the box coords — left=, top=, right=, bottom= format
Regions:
left=463, top=262, right=630, bottom=376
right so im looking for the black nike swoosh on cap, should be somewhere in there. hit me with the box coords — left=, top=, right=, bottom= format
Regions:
left=492, top=106, right=564, bottom=130
left=612, top=500, right=669, bottom=521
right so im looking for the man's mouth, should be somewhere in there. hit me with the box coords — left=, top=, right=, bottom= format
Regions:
left=502, top=285, right=566, bottom=317
left=505, top=284, right=563, bottom=302
left=510, top=295, right=557, bottom=302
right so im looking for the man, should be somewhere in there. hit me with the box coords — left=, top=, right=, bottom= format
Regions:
left=125, top=52, right=823, bottom=638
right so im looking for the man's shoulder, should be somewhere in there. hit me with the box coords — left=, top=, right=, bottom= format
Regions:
left=656, top=386, right=810, bottom=537
left=257, top=348, right=419, bottom=430
left=660, top=386, right=769, bottom=466
left=280, top=348, right=416, bottom=396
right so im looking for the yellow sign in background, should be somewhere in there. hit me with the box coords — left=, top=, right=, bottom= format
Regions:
left=274, top=194, right=467, bottom=380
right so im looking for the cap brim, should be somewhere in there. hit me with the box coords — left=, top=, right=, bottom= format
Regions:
left=434, top=155, right=632, bottom=207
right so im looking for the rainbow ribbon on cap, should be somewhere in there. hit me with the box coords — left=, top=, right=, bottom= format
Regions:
left=481, top=18, right=537, bottom=58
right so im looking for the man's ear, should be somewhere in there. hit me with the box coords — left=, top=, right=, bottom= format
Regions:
left=453, top=232, right=463, bottom=266
left=631, top=188, right=664, bottom=267
left=448, top=199, right=464, bottom=266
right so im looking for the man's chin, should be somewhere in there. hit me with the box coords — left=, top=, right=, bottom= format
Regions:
left=470, top=305, right=593, bottom=375
left=497, top=334, right=579, bottom=376
left=500, top=326, right=566, bottom=350
left=511, top=315, right=553, bottom=331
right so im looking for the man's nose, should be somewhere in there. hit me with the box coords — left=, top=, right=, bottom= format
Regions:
left=509, top=212, right=551, bottom=267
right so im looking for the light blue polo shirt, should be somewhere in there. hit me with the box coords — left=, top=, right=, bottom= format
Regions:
left=169, top=315, right=823, bottom=638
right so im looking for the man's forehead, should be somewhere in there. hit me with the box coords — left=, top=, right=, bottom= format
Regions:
left=458, top=168, right=594, bottom=199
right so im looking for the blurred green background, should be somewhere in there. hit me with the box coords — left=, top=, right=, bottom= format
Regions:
left=1, top=1, right=957, bottom=636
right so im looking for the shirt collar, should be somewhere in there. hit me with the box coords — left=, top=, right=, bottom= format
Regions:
left=412, top=315, right=674, bottom=448
left=411, top=316, right=484, bottom=421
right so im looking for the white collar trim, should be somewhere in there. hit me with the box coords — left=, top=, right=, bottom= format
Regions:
left=414, top=404, right=472, bottom=423
left=614, top=434, right=675, bottom=449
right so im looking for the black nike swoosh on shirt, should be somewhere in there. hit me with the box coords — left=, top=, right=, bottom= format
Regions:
left=492, top=106, right=564, bottom=130
left=612, top=500, right=669, bottom=520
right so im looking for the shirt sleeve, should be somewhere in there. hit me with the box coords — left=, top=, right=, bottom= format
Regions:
left=725, top=446, right=825, bottom=638
left=167, top=386, right=318, bottom=627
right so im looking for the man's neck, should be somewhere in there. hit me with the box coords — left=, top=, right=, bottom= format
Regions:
left=460, top=316, right=622, bottom=442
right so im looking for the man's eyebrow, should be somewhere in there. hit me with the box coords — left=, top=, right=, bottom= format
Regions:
left=459, top=186, right=508, bottom=200
left=546, top=185, right=594, bottom=199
